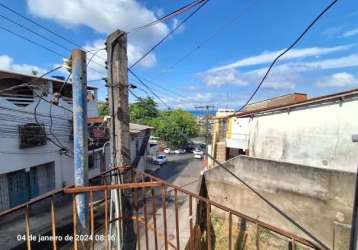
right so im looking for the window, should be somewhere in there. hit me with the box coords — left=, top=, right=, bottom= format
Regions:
left=18, top=123, right=47, bottom=148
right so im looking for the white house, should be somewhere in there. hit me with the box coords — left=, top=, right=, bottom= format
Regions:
left=210, top=89, right=358, bottom=172
left=0, top=69, right=100, bottom=211
left=0, top=69, right=155, bottom=212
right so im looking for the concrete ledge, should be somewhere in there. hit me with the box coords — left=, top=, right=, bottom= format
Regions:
left=206, top=155, right=355, bottom=204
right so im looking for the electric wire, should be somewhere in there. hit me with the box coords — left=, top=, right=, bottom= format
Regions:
left=0, top=12, right=72, bottom=52
left=166, top=0, right=257, bottom=70
left=0, top=22, right=105, bottom=75
left=0, top=2, right=82, bottom=48
left=129, top=0, right=209, bottom=69
left=130, top=0, right=207, bottom=32
left=129, top=85, right=328, bottom=250
left=0, top=24, right=66, bottom=58
left=236, top=0, right=339, bottom=113
left=128, top=68, right=171, bottom=109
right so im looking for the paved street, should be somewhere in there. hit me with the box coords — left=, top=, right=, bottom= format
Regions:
left=154, top=153, right=204, bottom=191
left=138, top=153, right=204, bottom=250
left=0, top=152, right=204, bottom=250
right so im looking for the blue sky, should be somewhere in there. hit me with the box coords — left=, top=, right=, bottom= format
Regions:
left=0, top=0, right=357, bottom=109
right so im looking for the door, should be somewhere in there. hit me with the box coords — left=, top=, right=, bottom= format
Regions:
left=29, top=167, right=39, bottom=198
left=36, top=162, right=55, bottom=195
left=0, top=174, right=10, bottom=212
left=7, top=170, right=29, bottom=208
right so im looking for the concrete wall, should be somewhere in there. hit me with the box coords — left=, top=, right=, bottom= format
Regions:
left=0, top=95, right=75, bottom=188
left=0, top=88, right=99, bottom=210
left=204, top=155, right=355, bottom=248
left=222, top=96, right=358, bottom=172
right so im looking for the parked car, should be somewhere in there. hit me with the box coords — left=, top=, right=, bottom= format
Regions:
left=174, top=148, right=186, bottom=154
left=163, top=148, right=172, bottom=154
left=193, top=148, right=204, bottom=159
left=193, top=148, right=204, bottom=155
left=194, top=153, right=203, bottom=159
left=184, top=144, right=195, bottom=152
left=153, top=155, right=168, bottom=165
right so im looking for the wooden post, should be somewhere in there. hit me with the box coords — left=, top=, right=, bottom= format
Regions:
left=107, top=30, right=135, bottom=250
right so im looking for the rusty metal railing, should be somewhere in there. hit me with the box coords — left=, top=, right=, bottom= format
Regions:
left=0, top=166, right=322, bottom=250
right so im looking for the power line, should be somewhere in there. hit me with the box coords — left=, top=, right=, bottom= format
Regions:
left=0, top=22, right=104, bottom=76
left=128, top=78, right=327, bottom=250
left=129, top=0, right=209, bottom=69
left=0, top=2, right=82, bottom=49
left=130, top=0, right=207, bottom=32
left=236, top=0, right=339, bottom=112
left=0, top=24, right=66, bottom=58
left=136, top=76, right=187, bottom=99
left=0, top=12, right=72, bottom=52
left=128, top=68, right=171, bottom=109
left=0, top=16, right=104, bottom=75
left=166, top=0, right=257, bottom=70
left=129, top=76, right=185, bottom=100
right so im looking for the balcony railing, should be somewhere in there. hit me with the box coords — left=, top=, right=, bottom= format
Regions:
left=0, top=167, right=322, bottom=250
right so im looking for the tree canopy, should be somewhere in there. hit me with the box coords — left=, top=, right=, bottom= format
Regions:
left=97, top=97, right=198, bottom=147
left=130, top=97, right=198, bottom=147
left=98, top=101, right=109, bottom=116
left=129, top=97, right=159, bottom=122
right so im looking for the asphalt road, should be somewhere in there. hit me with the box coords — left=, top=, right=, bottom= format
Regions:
left=153, top=153, right=204, bottom=191
left=136, top=153, right=205, bottom=250
left=0, top=153, right=204, bottom=250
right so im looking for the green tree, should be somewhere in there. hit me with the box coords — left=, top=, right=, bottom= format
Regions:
left=150, top=109, right=198, bottom=147
left=98, top=101, right=109, bottom=116
left=129, top=97, right=159, bottom=123
left=129, top=98, right=198, bottom=147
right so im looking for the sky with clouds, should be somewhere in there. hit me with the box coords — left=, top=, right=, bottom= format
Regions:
left=0, top=0, right=357, bottom=109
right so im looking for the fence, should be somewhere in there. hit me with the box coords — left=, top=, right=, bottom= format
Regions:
left=0, top=166, right=322, bottom=250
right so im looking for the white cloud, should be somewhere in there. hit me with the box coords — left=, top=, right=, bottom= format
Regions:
left=210, top=45, right=351, bottom=71
left=262, top=81, right=295, bottom=90
left=342, top=28, right=358, bottom=38
left=200, top=52, right=358, bottom=90
left=27, top=0, right=171, bottom=68
left=171, top=18, right=185, bottom=33
left=0, top=55, right=47, bottom=75
left=199, top=66, right=297, bottom=90
left=252, top=53, right=358, bottom=74
left=201, top=69, right=248, bottom=87
left=316, top=72, right=358, bottom=87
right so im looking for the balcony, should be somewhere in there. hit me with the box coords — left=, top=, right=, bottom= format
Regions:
left=0, top=167, right=321, bottom=250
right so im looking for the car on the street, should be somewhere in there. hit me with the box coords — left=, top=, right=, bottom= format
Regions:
left=193, top=148, right=204, bottom=159
left=194, top=153, right=203, bottom=159
left=184, top=144, right=195, bottom=152
left=153, top=155, right=167, bottom=165
left=174, top=148, right=186, bottom=154
left=193, top=148, right=204, bottom=155
left=163, top=148, right=172, bottom=154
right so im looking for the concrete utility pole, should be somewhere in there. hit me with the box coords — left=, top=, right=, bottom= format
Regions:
left=350, top=134, right=358, bottom=250
left=107, top=30, right=134, bottom=250
left=194, top=105, right=214, bottom=166
left=71, top=49, right=89, bottom=241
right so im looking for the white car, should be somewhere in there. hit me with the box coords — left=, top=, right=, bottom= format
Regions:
left=194, top=153, right=203, bottom=159
left=193, top=148, right=204, bottom=159
left=193, top=149, right=204, bottom=155
left=174, top=149, right=186, bottom=154
left=163, top=148, right=172, bottom=154
left=153, top=155, right=167, bottom=165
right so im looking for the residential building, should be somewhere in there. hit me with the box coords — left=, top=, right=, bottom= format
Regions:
left=210, top=90, right=358, bottom=172
left=0, top=69, right=98, bottom=212
left=0, top=70, right=153, bottom=213
left=206, top=89, right=358, bottom=248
